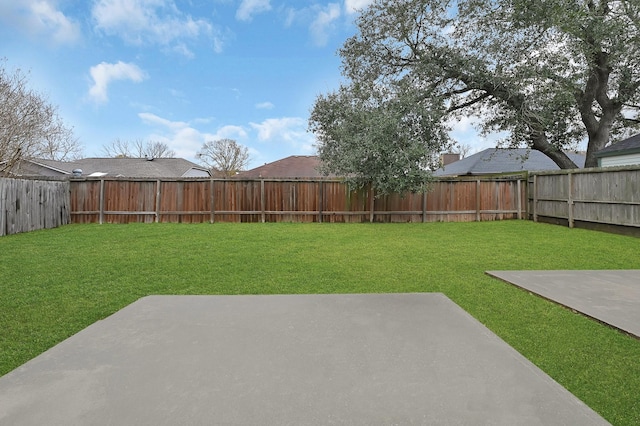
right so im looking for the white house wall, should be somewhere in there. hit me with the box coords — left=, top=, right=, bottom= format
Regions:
left=599, top=153, right=640, bottom=167
left=182, top=168, right=211, bottom=177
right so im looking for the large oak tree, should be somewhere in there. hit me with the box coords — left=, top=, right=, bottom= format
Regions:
left=310, top=0, right=640, bottom=193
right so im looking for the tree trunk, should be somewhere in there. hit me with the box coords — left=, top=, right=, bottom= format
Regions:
left=578, top=102, right=618, bottom=168
left=576, top=49, right=620, bottom=168
left=584, top=129, right=610, bottom=168
left=582, top=100, right=619, bottom=168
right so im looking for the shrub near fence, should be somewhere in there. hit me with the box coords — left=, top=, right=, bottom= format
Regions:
left=69, top=176, right=527, bottom=224
left=0, top=177, right=71, bottom=236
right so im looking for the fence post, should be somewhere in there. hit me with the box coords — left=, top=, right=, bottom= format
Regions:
left=532, top=174, right=538, bottom=222
left=517, top=179, right=522, bottom=220
left=422, top=189, right=427, bottom=223
left=155, top=180, right=161, bottom=223
left=261, top=179, right=266, bottom=223
left=99, top=178, right=105, bottom=225
left=318, top=181, right=323, bottom=223
left=568, top=172, right=574, bottom=228
left=210, top=178, right=215, bottom=224
left=369, top=184, right=374, bottom=223
left=475, top=180, right=481, bottom=221
left=0, top=179, right=6, bottom=236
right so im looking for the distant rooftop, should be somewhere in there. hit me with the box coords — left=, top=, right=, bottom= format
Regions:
left=18, top=157, right=210, bottom=178
left=435, top=148, right=585, bottom=176
left=236, top=155, right=333, bottom=178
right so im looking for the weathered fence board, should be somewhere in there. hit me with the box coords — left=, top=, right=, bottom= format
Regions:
left=0, top=177, right=70, bottom=236
left=529, top=166, right=640, bottom=235
left=68, top=176, right=527, bottom=224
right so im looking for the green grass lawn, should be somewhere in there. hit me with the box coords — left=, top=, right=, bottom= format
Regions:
left=1, top=221, right=639, bottom=424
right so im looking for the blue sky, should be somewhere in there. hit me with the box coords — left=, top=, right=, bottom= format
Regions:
left=1, top=0, right=488, bottom=169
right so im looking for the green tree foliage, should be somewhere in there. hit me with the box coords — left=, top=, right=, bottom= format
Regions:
left=1, top=61, right=81, bottom=175
left=310, top=0, right=640, bottom=176
left=310, top=83, right=450, bottom=195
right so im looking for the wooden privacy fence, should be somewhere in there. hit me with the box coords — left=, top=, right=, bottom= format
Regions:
left=69, top=176, right=526, bottom=224
left=0, top=177, right=71, bottom=236
left=529, top=166, right=640, bottom=234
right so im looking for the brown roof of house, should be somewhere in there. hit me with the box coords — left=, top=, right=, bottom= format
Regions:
left=236, top=155, right=334, bottom=178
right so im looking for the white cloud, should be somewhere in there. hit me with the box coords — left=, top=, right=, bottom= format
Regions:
left=448, top=115, right=476, bottom=135
left=92, top=0, right=221, bottom=56
left=310, top=3, right=341, bottom=46
left=255, top=101, right=274, bottom=110
left=139, top=112, right=208, bottom=158
left=283, top=3, right=360, bottom=46
left=0, top=0, right=81, bottom=45
left=138, top=113, right=249, bottom=159
left=284, top=7, right=296, bottom=27
left=171, top=42, right=195, bottom=59
left=344, top=0, right=374, bottom=14
left=212, top=125, right=249, bottom=140
left=30, top=1, right=81, bottom=44
left=191, top=117, right=213, bottom=125
left=236, top=0, right=271, bottom=21
left=250, top=117, right=315, bottom=152
left=139, top=112, right=188, bottom=130
left=446, top=115, right=506, bottom=154
left=88, top=61, right=147, bottom=104
left=212, top=37, right=224, bottom=54
left=135, top=113, right=315, bottom=164
left=168, top=88, right=185, bottom=98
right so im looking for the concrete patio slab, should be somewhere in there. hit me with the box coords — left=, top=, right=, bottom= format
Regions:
left=487, top=270, right=640, bottom=339
left=0, top=294, right=609, bottom=425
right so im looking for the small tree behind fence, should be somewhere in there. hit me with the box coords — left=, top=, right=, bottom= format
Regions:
left=69, top=176, right=527, bottom=224
left=0, top=177, right=70, bottom=236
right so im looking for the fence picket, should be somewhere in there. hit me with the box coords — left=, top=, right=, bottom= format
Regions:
left=0, top=178, right=71, bottom=236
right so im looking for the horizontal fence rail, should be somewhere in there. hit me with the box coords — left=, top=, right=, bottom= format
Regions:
left=69, top=176, right=527, bottom=224
left=0, top=177, right=71, bottom=236
left=529, top=166, right=640, bottom=235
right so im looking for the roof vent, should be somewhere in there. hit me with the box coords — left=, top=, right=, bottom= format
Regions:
left=72, top=169, right=82, bottom=177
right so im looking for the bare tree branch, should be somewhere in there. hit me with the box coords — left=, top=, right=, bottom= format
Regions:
left=102, top=139, right=176, bottom=158
left=1, top=60, right=82, bottom=175
left=197, top=139, right=250, bottom=177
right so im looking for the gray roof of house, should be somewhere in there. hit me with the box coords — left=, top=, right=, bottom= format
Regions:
left=435, top=148, right=586, bottom=176
left=595, top=133, right=640, bottom=158
left=30, top=158, right=209, bottom=178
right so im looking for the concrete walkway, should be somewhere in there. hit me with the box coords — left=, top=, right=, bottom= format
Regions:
left=0, top=294, right=609, bottom=425
left=487, top=270, right=640, bottom=339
